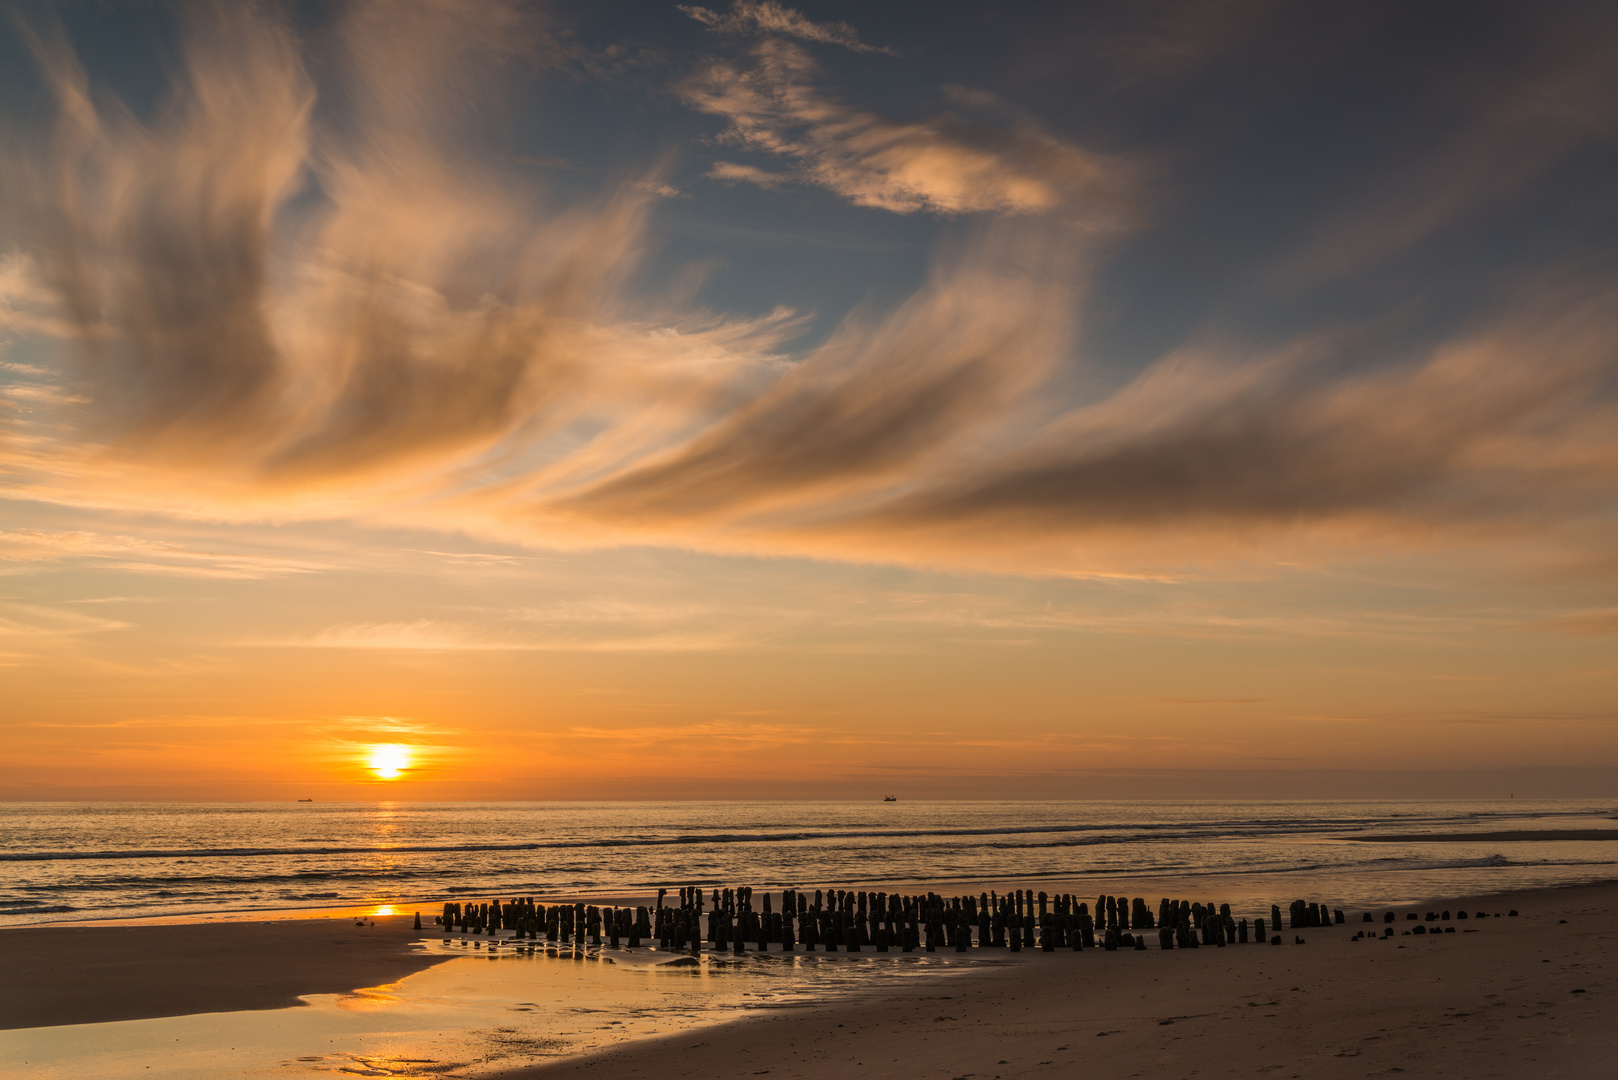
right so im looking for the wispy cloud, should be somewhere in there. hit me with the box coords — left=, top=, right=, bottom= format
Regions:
left=1532, top=608, right=1618, bottom=638
left=706, top=160, right=790, bottom=187
left=0, top=529, right=327, bottom=578
left=550, top=281, right=1618, bottom=577
left=799, top=290, right=1618, bottom=566
left=2, top=0, right=1617, bottom=589
left=0, top=601, right=129, bottom=639
left=680, top=1, right=894, bottom=56
left=682, top=39, right=1135, bottom=217
left=0, top=0, right=788, bottom=496
left=557, top=225, right=1082, bottom=524
left=263, top=601, right=756, bottom=652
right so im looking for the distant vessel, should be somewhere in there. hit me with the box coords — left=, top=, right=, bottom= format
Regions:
left=297, top=798, right=314, bottom=802
left=883, top=795, right=897, bottom=802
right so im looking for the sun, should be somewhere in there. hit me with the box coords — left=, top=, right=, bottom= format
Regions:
left=366, top=744, right=412, bottom=780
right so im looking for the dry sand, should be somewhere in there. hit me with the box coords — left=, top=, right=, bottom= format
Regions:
left=0, top=913, right=442, bottom=1029
left=493, top=882, right=1617, bottom=1080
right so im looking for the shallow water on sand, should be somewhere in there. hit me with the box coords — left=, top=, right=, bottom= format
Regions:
left=4, top=799, right=1617, bottom=927
left=0, top=942, right=986, bottom=1079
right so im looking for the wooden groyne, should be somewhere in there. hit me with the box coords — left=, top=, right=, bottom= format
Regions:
left=424, top=887, right=1512, bottom=952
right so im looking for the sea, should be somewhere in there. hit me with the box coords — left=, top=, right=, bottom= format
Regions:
left=6, top=799, right=1618, bottom=928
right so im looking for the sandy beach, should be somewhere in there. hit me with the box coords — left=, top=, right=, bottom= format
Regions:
left=0, top=914, right=443, bottom=1030
left=487, top=881, right=1616, bottom=1080
left=2, top=881, right=1612, bottom=1078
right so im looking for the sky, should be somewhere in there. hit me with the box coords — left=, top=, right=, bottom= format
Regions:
left=3, top=0, right=1617, bottom=801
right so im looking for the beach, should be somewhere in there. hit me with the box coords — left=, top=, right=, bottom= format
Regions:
left=3, top=881, right=1612, bottom=1079
left=0, top=914, right=444, bottom=1030
left=490, top=882, right=1617, bottom=1080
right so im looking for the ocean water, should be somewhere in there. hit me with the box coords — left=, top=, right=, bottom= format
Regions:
left=3, top=799, right=1616, bottom=928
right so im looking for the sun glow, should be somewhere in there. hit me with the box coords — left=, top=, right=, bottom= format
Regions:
left=366, top=744, right=412, bottom=780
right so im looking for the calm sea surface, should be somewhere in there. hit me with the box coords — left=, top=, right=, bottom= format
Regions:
left=3, top=800, right=1616, bottom=927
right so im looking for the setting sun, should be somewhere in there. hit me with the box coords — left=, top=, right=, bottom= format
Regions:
left=366, top=744, right=411, bottom=781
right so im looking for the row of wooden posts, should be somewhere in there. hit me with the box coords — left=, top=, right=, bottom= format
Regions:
left=433, top=887, right=1352, bottom=954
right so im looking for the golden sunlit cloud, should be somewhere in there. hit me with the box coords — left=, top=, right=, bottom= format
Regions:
left=366, top=744, right=412, bottom=780
left=4, top=0, right=1616, bottom=584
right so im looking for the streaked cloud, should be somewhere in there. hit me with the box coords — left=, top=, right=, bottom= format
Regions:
left=0, top=529, right=330, bottom=578
left=0, top=0, right=791, bottom=498
left=272, top=614, right=749, bottom=652
left=680, top=1, right=894, bottom=55
left=706, top=160, right=790, bottom=187
left=547, top=283, right=1618, bottom=580
left=556, top=224, right=1082, bottom=525
left=827, top=290, right=1618, bottom=551
left=1532, top=608, right=1618, bottom=638
left=0, top=601, right=129, bottom=639
left=2, top=0, right=1616, bottom=587
left=682, top=39, right=1134, bottom=216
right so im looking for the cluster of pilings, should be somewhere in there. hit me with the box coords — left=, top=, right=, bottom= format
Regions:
left=433, top=888, right=1359, bottom=953
left=439, top=898, right=650, bottom=947
left=1350, top=906, right=1519, bottom=939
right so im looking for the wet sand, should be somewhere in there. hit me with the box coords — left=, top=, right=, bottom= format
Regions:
left=494, top=881, right=1618, bottom=1080
left=0, top=913, right=443, bottom=1030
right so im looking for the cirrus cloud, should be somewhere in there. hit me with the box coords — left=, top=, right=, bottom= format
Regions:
left=680, top=1, right=895, bottom=56
left=2, top=0, right=1618, bottom=589
left=682, top=38, right=1136, bottom=218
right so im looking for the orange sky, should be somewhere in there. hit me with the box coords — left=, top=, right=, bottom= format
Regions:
left=4, top=1, right=1618, bottom=800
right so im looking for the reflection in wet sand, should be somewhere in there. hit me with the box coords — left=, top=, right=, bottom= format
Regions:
left=2, top=940, right=987, bottom=1079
